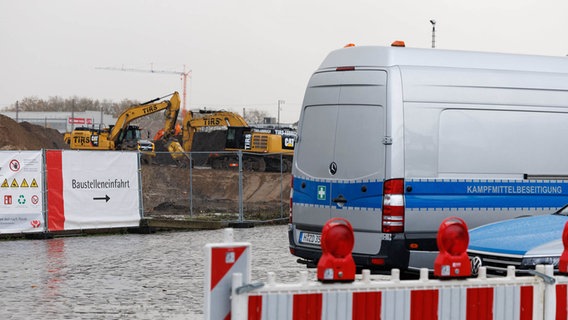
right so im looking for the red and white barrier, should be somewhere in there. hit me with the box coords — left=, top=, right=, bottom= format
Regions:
left=549, top=270, right=568, bottom=320
left=204, top=229, right=251, bottom=320
left=230, top=267, right=542, bottom=320
left=205, top=218, right=568, bottom=320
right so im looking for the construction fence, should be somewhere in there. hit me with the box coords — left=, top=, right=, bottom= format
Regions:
left=141, top=150, right=291, bottom=222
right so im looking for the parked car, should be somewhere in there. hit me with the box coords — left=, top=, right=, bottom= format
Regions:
left=468, top=205, right=568, bottom=275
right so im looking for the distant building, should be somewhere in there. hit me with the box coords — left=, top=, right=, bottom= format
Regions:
left=1, top=111, right=117, bottom=133
left=262, top=117, right=277, bottom=124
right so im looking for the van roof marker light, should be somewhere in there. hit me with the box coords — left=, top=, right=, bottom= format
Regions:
left=344, top=43, right=356, bottom=48
left=391, top=40, right=406, bottom=47
left=336, top=66, right=355, bottom=71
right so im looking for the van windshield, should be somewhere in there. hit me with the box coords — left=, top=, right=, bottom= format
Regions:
left=296, top=70, right=387, bottom=180
left=296, top=104, right=385, bottom=180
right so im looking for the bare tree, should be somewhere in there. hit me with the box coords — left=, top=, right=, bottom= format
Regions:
left=3, top=96, right=141, bottom=118
left=244, top=109, right=270, bottom=124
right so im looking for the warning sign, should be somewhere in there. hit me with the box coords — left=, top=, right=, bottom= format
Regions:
left=9, top=159, right=21, bottom=172
left=31, top=179, right=38, bottom=188
left=0, top=151, right=44, bottom=234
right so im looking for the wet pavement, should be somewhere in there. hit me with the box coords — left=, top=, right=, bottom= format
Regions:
left=0, top=225, right=312, bottom=319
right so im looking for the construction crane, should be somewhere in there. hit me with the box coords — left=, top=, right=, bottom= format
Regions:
left=96, top=65, right=192, bottom=112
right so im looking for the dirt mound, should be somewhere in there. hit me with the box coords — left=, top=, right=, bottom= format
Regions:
left=141, top=166, right=290, bottom=219
left=192, top=131, right=228, bottom=165
left=0, top=114, right=66, bottom=150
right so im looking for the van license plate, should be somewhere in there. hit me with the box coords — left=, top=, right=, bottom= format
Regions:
left=299, top=232, right=321, bottom=245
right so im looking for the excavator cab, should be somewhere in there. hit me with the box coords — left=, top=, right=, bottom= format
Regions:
left=115, top=125, right=143, bottom=150
left=225, top=127, right=252, bottom=150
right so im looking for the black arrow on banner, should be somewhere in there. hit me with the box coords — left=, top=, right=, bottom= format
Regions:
left=93, top=195, right=110, bottom=202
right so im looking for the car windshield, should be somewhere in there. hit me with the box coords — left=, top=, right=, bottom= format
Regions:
left=555, top=205, right=568, bottom=216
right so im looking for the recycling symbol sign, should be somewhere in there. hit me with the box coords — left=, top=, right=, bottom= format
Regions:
left=17, top=195, right=26, bottom=205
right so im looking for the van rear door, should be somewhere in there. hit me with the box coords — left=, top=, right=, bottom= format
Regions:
left=293, top=70, right=387, bottom=255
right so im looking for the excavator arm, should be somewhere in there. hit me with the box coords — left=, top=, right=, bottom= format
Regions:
left=181, top=111, right=249, bottom=152
left=108, top=92, right=181, bottom=145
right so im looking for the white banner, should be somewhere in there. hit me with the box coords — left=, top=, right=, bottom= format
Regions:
left=47, top=150, right=141, bottom=230
left=0, top=151, right=44, bottom=233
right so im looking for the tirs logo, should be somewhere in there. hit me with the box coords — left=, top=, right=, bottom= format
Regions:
left=4, top=195, right=12, bottom=205
left=204, top=118, right=222, bottom=126
left=73, top=136, right=91, bottom=145
left=143, top=105, right=158, bottom=114
left=243, top=134, right=251, bottom=150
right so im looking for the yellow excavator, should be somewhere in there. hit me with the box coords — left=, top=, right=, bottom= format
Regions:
left=179, top=110, right=295, bottom=172
left=64, top=92, right=188, bottom=165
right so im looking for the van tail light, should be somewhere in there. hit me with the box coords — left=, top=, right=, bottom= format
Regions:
left=289, top=175, right=294, bottom=223
left=382, top=178, right=405, bottom=233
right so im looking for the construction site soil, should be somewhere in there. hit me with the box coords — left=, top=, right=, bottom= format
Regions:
left=0, top=114, right=290, bottom=220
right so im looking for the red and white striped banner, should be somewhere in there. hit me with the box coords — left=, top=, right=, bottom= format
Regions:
left=229, top=268, right=542, bottom=320
left=45, top=150, right=141, bottom=231
left=245, top=285, right=535, bottom=320
left=553, top=278, right=568, bottom=319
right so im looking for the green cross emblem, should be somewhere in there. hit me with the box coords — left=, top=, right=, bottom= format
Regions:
left=317, top=186, right=326, bottom=201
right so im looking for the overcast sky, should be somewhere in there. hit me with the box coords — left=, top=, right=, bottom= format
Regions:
left=1, top=0, right=567, bottom=123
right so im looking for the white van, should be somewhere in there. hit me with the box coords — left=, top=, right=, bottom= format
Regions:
left=289, top=43, right=568, bottom=272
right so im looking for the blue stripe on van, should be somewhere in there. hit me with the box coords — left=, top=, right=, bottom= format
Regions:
left=293, top=177, right=383, bottom=209
left=406, top=179, right=568, bottom=209
left=293, top=177, right=568, bottom=210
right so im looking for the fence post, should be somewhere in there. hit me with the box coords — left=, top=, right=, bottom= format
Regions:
left=231, top=273, right=247, bottom=320
left=542, top=264, right=556, bottom=320
left=280, top=153, right=284, bottom=219
left=189, top=151, right=193, bottom=217
left=238, top=150, right=243, bottom=222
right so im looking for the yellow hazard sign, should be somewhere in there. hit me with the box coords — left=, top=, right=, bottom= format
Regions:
left=21, top=178, right=29, bottom=187
left=1, top=179, right=8, bottom=188
left=11, top=179, right=18, bottom=188
left=31, top=178, right=38, bottom=188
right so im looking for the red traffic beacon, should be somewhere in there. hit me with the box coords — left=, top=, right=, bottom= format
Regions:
left=317, top=218, right=356, bottom=282
left=434, top=217, right=472, bottom=278
left=559, top=221, right=568, bottom=273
